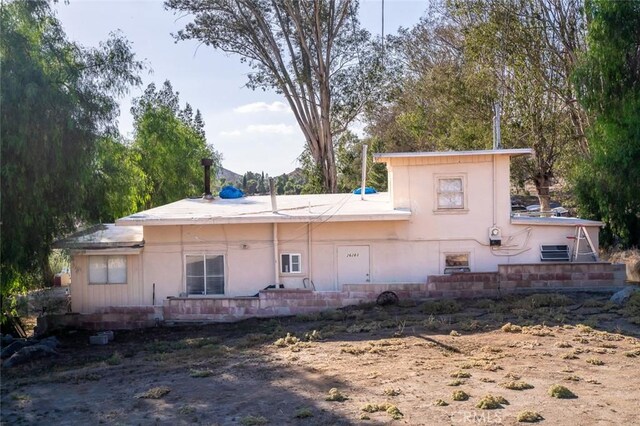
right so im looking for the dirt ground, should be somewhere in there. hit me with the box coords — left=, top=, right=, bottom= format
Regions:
left=2, top=291, right=639, bottom=426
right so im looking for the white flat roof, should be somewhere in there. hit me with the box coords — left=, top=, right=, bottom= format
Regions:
left=511, top=216, right=603, bottom=227
left=54, top=224, right=144, bottom=249
left=116, top=192, right=411, bottom=226
left=374, top=148, right=533, bottom=161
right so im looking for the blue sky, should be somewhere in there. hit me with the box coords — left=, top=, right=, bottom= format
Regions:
left=55, top=0, right=428, bottom=175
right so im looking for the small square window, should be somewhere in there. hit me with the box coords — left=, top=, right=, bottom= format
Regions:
left=281, top=253, right=301, bottom=274
left=437, top=177, right=465, bottom=209
left=444, top=253, right=470, bottom=274
left=89, top=255, right=127, bottom=284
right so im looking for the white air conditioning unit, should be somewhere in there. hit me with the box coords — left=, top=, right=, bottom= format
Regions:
left=489, top=226, right=502, bottom=246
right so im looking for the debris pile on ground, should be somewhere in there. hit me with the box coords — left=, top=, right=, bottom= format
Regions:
left=1, top=335, right=59, bottom=368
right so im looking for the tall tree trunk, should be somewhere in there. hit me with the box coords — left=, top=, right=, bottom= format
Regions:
left=534, top=173, right=552, bottom=214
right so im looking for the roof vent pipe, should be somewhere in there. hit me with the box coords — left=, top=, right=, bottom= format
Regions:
left=201, top=158, right=214, bottom=199
left=269, top=178, right=278, bottom=213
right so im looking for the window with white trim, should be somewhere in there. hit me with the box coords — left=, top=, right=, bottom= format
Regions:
left=436, top=176, right=465, bottom=209
left=444, top=253, right=470, bottom=274
left=89, top=256, right=127, bottom=284
left=281, top=253, right=301, bottom=274
left=186, top=255, right=225, bottom=295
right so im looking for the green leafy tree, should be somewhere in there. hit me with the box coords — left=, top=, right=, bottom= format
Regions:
left=0, top=0, right=142, bottom=299
left=166, top=0, right=385, bottom=193
left=131, top=81, right=218, bottom=207
left=572, top=0, right=640, bottom=247
left=84, top=136, right=148, bottom=223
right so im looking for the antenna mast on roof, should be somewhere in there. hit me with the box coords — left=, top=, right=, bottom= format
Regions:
left=492, top=102, right=502, bottom=150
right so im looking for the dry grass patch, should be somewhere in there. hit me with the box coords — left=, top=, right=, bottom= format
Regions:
left=561, top=352, right=579, bottom=360
left=479, top=377, right=496, bottom=383
left=383, top=388, right=401, bottom=396
left=434, top=399, right=449, bottom=406
left=447, top=379, right=466, bottom=386
left=135, top=386, right=171, bottom=399
left=564, top=375, right=581, bottom=382
left=555, top=341, right=572, bottom=348
left=274, top=333, right=299, bottom=347
left=623, top=349, right=640, bottom=357
left=476, top=394, right=508, bottom=409
left=517, top=411, right=544, bottom=423
left=548, top=384, right=576, bottom=399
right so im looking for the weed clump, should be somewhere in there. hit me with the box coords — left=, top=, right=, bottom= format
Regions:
left=517, top=411, right=544, bottom=423
left=325, top=388, right=348, bottom=402
left=304, top=330, right=322, bottom=341
left=501, top=323, right=522, bottom=333
left=240, top=415, right=268, bottom=425
left=422, top=299, right=461, bottom=315
left=586, top=357, right=604, bottom=365
left=274, top=333, right=299, bottom=347
left=189, top=369, right=213, bottom=378
left=501, top=381, right=533, bottom=390
left=548, top=384, right=576, bottom=399
left=383, top=388, right=401, bottom=396
left=623, top=349, right=640, bottom=357
left=294, top=407, right=313, bottom=418
left=476, top=394, right=508, bottom=409
left=106, top=351, right=122, bottom=366
left=450, top=370, right=471, bottom=379
left=360, top=403, right=403, bottom=420
left=452, top=390, right=469, bottom=401
left=434, top=399, right=449, bottom=406
left=135, top=386, right=171, bottom=399
left=448, top=379, right=465, bottom=386
left=555, top=341, right=572, bottom=348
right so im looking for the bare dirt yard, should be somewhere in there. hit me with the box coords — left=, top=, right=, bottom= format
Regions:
left=2, top=290, right=639, bottom=426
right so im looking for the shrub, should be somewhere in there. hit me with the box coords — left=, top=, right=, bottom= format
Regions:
left=476, top=394, right=508, bottom=409
left=240, top=415, right=268, bottom=425
left=548, top=384, right=576, bottom=399
left=452, top=390, right=469, bottom=401
left=501, top=381, right=534, bottom=390
left=434, top=399, right=448, bottom=406
left=501, top=323, right=522, bottom=333
left=517, top=411, right=544, bottom=422
left=274, top=333, right=299, bottom=347
left=325, top=388, right=348, bottom=402
left=294, top=407, right=313, bottom=419
left=450, top=371, right=471, bottom=379
left=586, top=357, right=604, bottom=365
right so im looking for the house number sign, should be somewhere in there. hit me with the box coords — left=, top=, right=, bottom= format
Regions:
left=346, top=252, right=359, bottom=258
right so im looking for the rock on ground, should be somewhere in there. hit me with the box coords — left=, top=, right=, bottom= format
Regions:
left=610, top=286, right=640, bottom=306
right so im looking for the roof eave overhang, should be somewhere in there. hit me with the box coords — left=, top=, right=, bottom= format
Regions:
left=116, top=211, right=412, bottom=226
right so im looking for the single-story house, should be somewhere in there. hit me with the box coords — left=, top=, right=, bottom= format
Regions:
left=51, top=148, right=625, bottom=329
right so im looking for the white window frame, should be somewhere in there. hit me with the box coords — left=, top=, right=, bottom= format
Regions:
left=443, top=252, right=471, bottom=274
left=280, top=253, right=302, bottom=274
left=185, top=254, right=226, bottom=296
left=434, top=174, right=468, bottom=212
left=88, top=255, right=127, bottom=285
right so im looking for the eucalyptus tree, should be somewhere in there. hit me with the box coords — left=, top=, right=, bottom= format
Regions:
left=1, top=0, right=142, bottom=296
left=131, top=81, right=218, bottom=208
left=165, top=0, right=384, bottom=193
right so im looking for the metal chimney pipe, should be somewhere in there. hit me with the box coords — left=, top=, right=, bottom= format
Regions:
left=201, top=158, right=213, bottom=199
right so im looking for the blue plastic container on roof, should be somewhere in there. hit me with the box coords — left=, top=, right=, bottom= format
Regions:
left=219, top=186, right=244, bottom=199
left=352, top=186, right=377, bottom=195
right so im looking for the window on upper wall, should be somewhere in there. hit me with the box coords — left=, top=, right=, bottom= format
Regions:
left=186, top=254, right=225, bottom=295
left=89, top=256, right=127, bottom=284
left=436, top=176, right=466, bottom=210
left=281, top=253, right=301, bottom=274
left=444, top=253, right=470, bottom=274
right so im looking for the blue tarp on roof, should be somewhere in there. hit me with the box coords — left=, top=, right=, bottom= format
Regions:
left=352, top=186, right=377, bottom=195
left=219, top=186, right=244, bottom=199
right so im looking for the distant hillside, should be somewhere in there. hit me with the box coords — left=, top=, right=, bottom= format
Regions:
left=217, top=167, right=242, bottom=184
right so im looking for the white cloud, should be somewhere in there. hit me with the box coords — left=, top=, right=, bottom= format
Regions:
left=218, top=130, right=243, bottom=137
left=233, top=101, right=290, bottom=114
left=246, top=124, right=294, bottom=135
